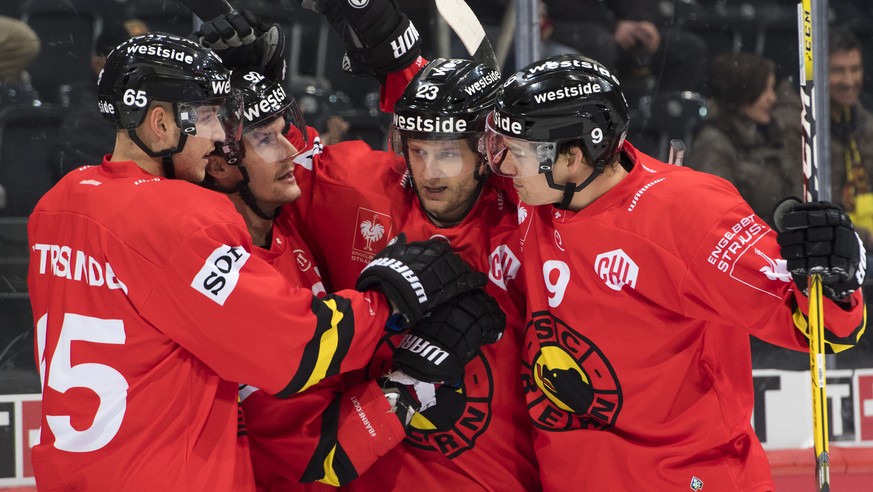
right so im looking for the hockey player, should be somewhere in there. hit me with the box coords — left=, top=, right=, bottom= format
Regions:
left=192, top=1, right=541, bottom=488
left=197, top=64, right=505, bottom=490
left=286, top=58, right=540, bottom=491
left=27, top=32, right=488, bottom=491
left=202, top=68, right=324, bottom=291
left=484, top=53, right=867, bottom=491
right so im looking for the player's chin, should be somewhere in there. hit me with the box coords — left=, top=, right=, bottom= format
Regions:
left=282, top=183, right=302, bottom=203
left=517, top=190, right=551, bottom=206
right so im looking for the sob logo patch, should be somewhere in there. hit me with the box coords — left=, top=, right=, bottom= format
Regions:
left=522, top=311, right=622, bottom=431
left=192, top=245, right=251, bottom=305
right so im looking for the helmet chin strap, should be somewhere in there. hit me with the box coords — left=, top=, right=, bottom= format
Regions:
left=126, top=125, right=189, bottom=180
left=547, top=160, right=606, bottom=210
left=238, top=185, right=280, bottom=221
left=204, top=158, right=279, bottom=221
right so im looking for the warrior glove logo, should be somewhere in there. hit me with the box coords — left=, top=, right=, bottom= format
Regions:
left=398, top=333, right=449, bottom=365
left=362, top=257, right=427, bottom=303
left=192, top=245, right=251, bottom=305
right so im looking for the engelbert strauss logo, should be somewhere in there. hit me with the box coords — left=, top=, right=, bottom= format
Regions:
left=594, top=249, right=638, bottom=291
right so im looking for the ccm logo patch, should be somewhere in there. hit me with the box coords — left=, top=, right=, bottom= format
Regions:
left=192, top=245, right=251, bottom=305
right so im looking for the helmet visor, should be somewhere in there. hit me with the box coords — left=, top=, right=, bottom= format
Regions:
left=179, top=94, right=244, bottom=143
left=485, top=114, right=557, bottom=178
left=390, top=126, right=485, bottom=178
left=242, top=110, right=307, bottom=164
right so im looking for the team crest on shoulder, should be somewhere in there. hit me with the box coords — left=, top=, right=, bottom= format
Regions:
left=352, top=208, right=393, bottom=264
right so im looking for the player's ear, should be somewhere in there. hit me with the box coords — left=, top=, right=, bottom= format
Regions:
left=205, top=155, right=230, bottom=179
left=145, top=102, right=174, bottom=143
left=565, top=144, right=587, bottom=176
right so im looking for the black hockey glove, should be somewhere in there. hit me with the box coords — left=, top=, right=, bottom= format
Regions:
left=191, top=10, right=286, bottom=81
left=774, top=197, right=867, bottom=301
left=378, top=369, right=438, bottom=429
left=298, top=0, right=420, bottom=79
left=356, top=233, right=486, bottom=327
left=392, top=288, right=506, bottom=383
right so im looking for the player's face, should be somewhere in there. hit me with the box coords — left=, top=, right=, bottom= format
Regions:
left=406, top=137, right=483, bottom=225
left=505, top=151, right=586, bottom=206
left=241, top=117, right=302, bottom=209
left=829, top=49, right=863, bottom=108
left=173, top=104, right=230, bottom=183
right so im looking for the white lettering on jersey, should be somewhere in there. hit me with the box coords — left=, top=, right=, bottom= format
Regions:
left=627, top=178, right=666, bottom=212
left=192, top=245, right=251, bottom=305
left=350, top=395, right=377, bottom=437
left=32, top=243, right=128, bottom=294
left=594, top=249, right=639, bottom=291
left=489, top=244, right=521, bottom=291
left=707, top=215, right=765, bottom=273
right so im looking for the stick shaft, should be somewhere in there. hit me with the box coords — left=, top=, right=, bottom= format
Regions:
left=798, top=1, right=831, bottom=490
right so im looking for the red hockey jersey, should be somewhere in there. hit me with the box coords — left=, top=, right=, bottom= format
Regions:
left=514, top=143, right=865, bottom=491
left=276, top=131, right=541, bottom=491
left=240, top=213, right=406, bottom=491
left=27, top=158, right=391, bottom=491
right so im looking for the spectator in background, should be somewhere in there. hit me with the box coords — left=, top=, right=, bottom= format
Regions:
left=0, top=15, right=41, bottom=106
left=541, top=0, right=707, bottom=101
left=828, top=27, right=873, bottom=248
left=53, top=18, right=149, bottom=173
left=773, top=26, right=873, bottom=248
left=686, top=53, right=799, bottom=225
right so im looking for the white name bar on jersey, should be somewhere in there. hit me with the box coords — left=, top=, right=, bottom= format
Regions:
left=32, top=243, right=128, bottom=294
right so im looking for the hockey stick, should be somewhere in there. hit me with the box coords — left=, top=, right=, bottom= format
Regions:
left=434, top=0, right=500, bottom=72
left=798, top=1, right=830, bottom=490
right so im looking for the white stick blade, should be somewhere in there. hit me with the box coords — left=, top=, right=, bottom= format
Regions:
left=435, top=0, right=486, bottom=56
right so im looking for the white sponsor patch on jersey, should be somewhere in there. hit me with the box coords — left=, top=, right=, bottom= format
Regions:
left=191, top=245, right=251, bottom=305
left=489, top=244, right=521, bottom=291
left=594, top=249, right=639, bottom=291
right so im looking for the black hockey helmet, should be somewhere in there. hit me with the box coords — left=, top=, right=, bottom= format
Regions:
left=485, top=54, right=629, bottom=207
left=391, top=58, right=501, bottom=225
left=486, top=54, right=629, bottom=176
left=97, top=33, right=243, bottom=177
left=214, top=69, right=307, bottom=165
left=392, top=58, right=501, bottom=140
left=206, top=68, right=308, bottom=220
left=390, top=58, right=501, bottom=176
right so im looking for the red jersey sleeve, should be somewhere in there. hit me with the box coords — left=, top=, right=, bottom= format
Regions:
left=380, top=56, right=426, bottom=112
left=242, top=378, right=406, bottom=488
left=137, top=220, right=391, bottom=396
